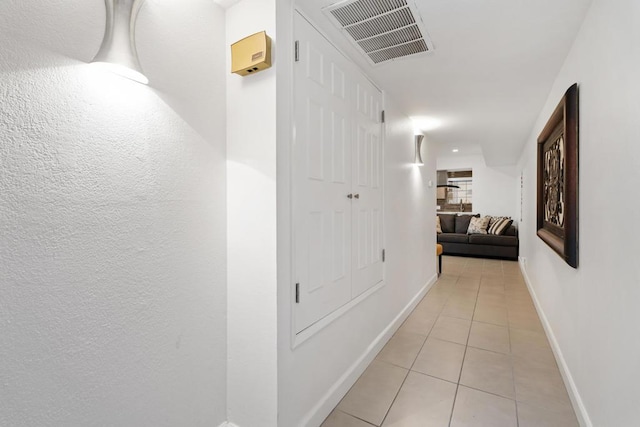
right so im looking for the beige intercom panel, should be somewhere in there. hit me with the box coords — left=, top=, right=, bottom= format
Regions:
left=231, top=31, right=272, bottom=76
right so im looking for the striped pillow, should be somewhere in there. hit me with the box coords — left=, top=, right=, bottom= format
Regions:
left=488, top=218, right=513, bottom=235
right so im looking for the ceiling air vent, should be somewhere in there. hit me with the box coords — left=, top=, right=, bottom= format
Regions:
left=323, top=0, right=434, bottom=65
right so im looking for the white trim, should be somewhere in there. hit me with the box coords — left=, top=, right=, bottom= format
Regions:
left=293, top=280, right=386, bottom=348
left=300, top=273, right=438, bottom=427
left=519, top=258, right=592, bottom=427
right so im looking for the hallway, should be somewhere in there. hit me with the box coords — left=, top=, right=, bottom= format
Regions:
left=322, top=256, right=578, bottom=427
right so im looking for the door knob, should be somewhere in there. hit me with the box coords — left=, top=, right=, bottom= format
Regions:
left=347, top=194, right=353, bottom=199
left=354, top=194, right=360, bottom=199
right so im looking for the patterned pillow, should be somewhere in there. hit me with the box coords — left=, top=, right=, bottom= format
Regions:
left=488, top=216, right=510, bottom=229
left=488, top=218, right=513, bottom=235
left=467, top=216, right=491, bottom=234
left=436, top=216, right=442, bottom=234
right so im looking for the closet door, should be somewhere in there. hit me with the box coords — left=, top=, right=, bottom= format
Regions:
left=293, top=13, right=353, bottom=333
left=351, top=78, right=384, bottom=297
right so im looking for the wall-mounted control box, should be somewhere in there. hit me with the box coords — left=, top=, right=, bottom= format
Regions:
left=231, top=31, right=272, bottom=76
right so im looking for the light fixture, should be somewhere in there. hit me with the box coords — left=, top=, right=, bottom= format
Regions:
left=452, top=148, right=459, bottom=153
left=414, top=134, right=424, bottom=165
left=92, top=0, right=148, bottom=84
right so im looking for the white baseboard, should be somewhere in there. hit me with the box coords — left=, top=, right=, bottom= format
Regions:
left=518, top=259, right=592, bottom=427
left=301, top=273, right=439, bottom=427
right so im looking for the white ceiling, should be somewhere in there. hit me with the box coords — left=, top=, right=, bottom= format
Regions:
left=294, top=0, right=593, bottom=166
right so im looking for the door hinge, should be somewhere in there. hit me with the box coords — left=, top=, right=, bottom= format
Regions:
left=382, top=249, right=386, bottom=262
left=295, top=283, right=300, bottom=303
left=381, top=110, right=385, bottom=123
left=294, top=40, right=300, bottom=62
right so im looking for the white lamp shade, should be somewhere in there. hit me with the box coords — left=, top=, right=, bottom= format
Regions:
left=92, top=0, right=148, bottom=84
left=414, top=134, right=424, bottom=165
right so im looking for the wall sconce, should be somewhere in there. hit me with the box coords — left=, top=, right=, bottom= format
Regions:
left=92, top=0, right=148, bottom=84
left=414, top=134, right=424, bottom=165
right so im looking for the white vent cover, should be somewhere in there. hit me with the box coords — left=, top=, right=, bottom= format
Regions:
left=323, top=0, right=434, bottom=65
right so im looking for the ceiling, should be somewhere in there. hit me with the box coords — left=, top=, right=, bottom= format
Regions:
left=294, top=0, right=593, bottom=166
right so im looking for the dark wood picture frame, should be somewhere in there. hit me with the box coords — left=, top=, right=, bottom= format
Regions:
left=537, top=83, right=579, bottom=268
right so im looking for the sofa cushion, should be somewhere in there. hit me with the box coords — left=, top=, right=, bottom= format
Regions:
left=438, top=214, right=456, bottom=233
left=504, top=225, right=517, bottom=236
left=437, top=233, right=469, bottom=244
left=436, top=216, right=442, bottom=234
left=468, top=234, right=518, bottom=247
left=455, top=214, right=479, bottom=234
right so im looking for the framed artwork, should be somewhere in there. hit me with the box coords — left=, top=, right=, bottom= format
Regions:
left=536, top=83, right=579, bottom=268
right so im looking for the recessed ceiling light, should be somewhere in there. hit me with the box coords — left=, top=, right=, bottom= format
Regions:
left=452, top=148, right=459, bottom=153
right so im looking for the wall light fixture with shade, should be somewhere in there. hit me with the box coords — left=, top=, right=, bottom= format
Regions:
left=92, top=0, right=148, bottom=85
left=414, top=134, right=424, bottom=165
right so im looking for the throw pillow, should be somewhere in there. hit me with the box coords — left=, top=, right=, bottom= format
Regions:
left=467, top=216, right=491, bottom=234
left=455, top=214, right=479, bottom=234
left=436, top=216, right=442, bottom=234
left=488, top=218, right=513, bottom=235
left=438, top=214, right=456, bottom=233
left=488, top=216, right=510, bottom=229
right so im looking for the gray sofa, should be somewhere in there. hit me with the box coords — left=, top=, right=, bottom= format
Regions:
left=437, top=214, right=519, bottom=260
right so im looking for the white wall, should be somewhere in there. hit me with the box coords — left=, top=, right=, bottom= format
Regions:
left=437, top=154, right=518, bottom=219
left=517, top=0, right=640, bottom=425
left=226, top=0, right=278, bottom=426
left=277, top=66, right=437, bottom=426
left=0, top=1, right=228, bottom=426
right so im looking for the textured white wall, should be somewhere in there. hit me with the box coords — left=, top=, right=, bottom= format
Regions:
left=276, top=78, right=437, bottom=426
left=518, top=0, right=640, bottom=425
left=437, top=154, right=518, bottom=219
left=0, top=1, right=228, bottom=426
left=226, top=0, right=278, bottom=426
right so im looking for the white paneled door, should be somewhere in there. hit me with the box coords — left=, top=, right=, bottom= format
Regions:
left=293, top=13, right=383, bottom=334
left=351, top=79, right=383, bottom=298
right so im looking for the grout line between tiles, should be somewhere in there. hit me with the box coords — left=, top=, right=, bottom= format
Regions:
left=377, top=272, right=452, bottom=427
left=447, top=263, right=481, bottom=427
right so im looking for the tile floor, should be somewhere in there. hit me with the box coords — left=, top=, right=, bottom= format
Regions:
left=321, top=256, right=579, bottom=427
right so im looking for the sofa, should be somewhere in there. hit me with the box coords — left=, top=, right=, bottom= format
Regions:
left=437, top=214, right=519, bottom=260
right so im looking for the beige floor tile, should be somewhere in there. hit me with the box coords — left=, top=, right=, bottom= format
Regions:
left=512, top=356, right=572, bottom=411
left=509, top=328, right=555, bottom=361
left=456, top=278, right=480, bottom=291
left=382, top=372, right=457, bottom=427
left=413, top=298, right=447, bottom=317
left=450, top=386, right=517, bottom=427
left=473, top=303, right=508, bottom=326
left=517, top=400, right=579, bottom=427
left=479, top=284, right=505, bottom=295
left=321, top=410, right=376, bottom=427
left=398, top=311, right=438, bottom=337
left=441, top=301, right=475, bottom=320
left=477, top=293, right=506, bottom=307
left=507, top=310, right=543, bottom=332
left=429, top=316, right=471, bottom=345
left=412, top=337, right=466, bottom=383
left=337, top=360, right=408, bottom=426
left=460, top=269, right=482, bottom=278
left=376, top=332, right=426, bottom=369
left=448, top=289, right=478, bottom=304
left=460, top=347, right=515, bottom=399
left=468, top=322, right=510, bottom=354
